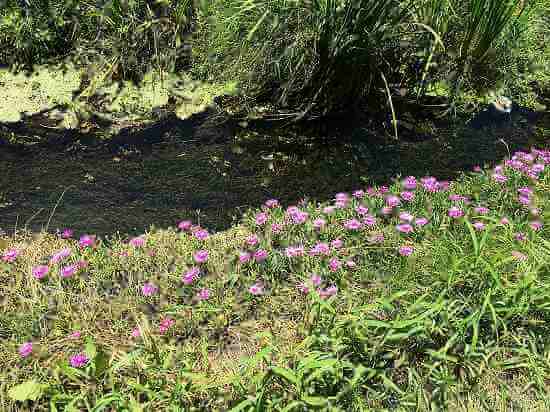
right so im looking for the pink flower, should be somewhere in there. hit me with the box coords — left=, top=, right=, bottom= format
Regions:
left=492, top=173, right=508, bottom=183
left=518, top=195, right=531, bottom=206
left=254, top=249, right=268, bottom=262
left=297, top=282, right=310, bottom=294
left=448, top=207, right=464, bottom=219
left=449, top=194, right=468, bottom=202
left=379, top=186, right=389, bottom=194
left=363, top=215, right=377, bottom=226
left=500, top=217, right=510, bottom=225
left=311, top=274, right=323, bottom=286
left=142, top=282, right=158, bottom=296
left=344, top=219, right=362, bottom=231
left=346, top=260, right=357, bottom=269
left=402, top=176, right=417, bottom=190
left=271, top=223, right=283, bottom=234
left=335, top=199, right=348, bottom=209
left=246, top=235, right=259, bottom=246
left=159, top=318, right=175, bottom=334
left=76, top=260, right=88, bottom=269
left=193, top=250, right=209, bottom=264
left=415, top=217, right=429, bottom=227
left=61, top=228, right=74, bottom=239
left=401, top=191, right=415, bottom=202
left=398, top=245, right=414, bottom=256
left=421, top=177, right=439, bottom=192
left=255, top=212, right=268, bottom=225
left=335, top=192, right=349, bottom=202
left=474, top=207, right=489, bottom=215
left=239, top=251, right=252, bottom=264
left=369, top=233, right=385, bottom=244
left=473, top=221, right=485, bottom=231
left=530, top=221, right=543, bottom=231
left=197, top=288, right=210, bottom=301
left=19, top=342, right=33, bottom=358
left=355, top=205, right=369, bottom=215
left=518, top=187, right=533, bottom=197
left=313, top=218, right=326, bottom=229
left=309, top=242, right=330, bottom=256
left=183, top=267, right=200, bottom=285
left=514, top=232, right=526, bottom=242
left=511, top=251, right=527, bottom=262
left=399, top=212, right=414, bottom=223
left=60, top=264, right=78, bottom=278
left=396, top=223, right=414, bottom=234
left=69, top=331, right=81, bottom=339
left=265, top=199, right=279, bottom=208
left=131, top=327, right=141, bottom=338
left=331, top=238, right=343, bottom=249
left=178, top=220, right=192, bottom=231
left=385, top=195, right=400, bottom=208
left=194, top=229, right=209, bottom=241
left=2, top=249, right=19, bottom=263
left=328, top=258, right=341, bottom=272
left=473, top=165, right=482, bottom=172
left=353, top=190, right=365, bottom=198
left=319, top=285, right=338, bottom=299
left=32, top=265, right=49, bottom=279
left=50, top=248, right=72, bottom=265
left=249, top=283, right=264, bottom=296
left=129, top=236, right=145, bottom=247
left=79, top=235, right=95, bottom=248
left=381, top=207, right=393, bottom=216
left=69, top=353, right=89, bottom=368
left=291, top=211, right=309, bottom=224
left=285, top=246, right=305, bottom=258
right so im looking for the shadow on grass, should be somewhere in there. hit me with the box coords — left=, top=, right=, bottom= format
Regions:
left=0, top=101, right=548, bottom=237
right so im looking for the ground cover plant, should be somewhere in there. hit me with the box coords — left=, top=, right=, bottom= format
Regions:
left=1, top=145, right=549, bottom=410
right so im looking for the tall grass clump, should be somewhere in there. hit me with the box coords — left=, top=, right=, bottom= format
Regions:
left=1, top=145, right=549, bottom=410
left=193, top=0, right=548, bottom=117
left=193, top=0, right=415, bottom=118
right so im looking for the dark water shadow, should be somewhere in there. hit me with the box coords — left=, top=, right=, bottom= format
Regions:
left=1, top=102, right=548, bottom=238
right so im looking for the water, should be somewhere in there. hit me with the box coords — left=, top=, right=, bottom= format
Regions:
left=1, top=109, right=548, bottom=237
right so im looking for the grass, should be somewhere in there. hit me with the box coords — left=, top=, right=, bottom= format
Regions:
left=1, top=145, right=549, bottom=410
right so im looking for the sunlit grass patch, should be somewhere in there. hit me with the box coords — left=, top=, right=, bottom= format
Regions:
left=1, top=146, right=549, bottom=410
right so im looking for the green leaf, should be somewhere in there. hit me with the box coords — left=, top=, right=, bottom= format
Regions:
left=94, top=349, right=110, bottom=379
left=85, top=339, right=97, bottom=359
left=302, top=396, right=327, bottom=407
left=464, top=220, right=480, bottom=256
left=8, top=380, right=48, bottom=402
left=271, top=366, right=299, bottom=386
left=281, top=401, right=304, bottom=411
left=380, top=373, right=404, bottom=395
left=229, top=399, right=254, bottom=412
